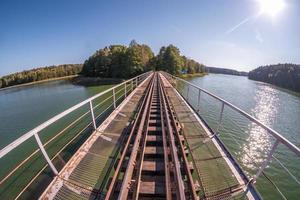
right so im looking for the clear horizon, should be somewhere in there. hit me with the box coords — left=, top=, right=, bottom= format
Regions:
left=1, top=0, right=300, bottom=76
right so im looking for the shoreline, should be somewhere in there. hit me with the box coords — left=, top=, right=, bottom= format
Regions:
left=0, top=75, right=78, bottom=91
left=179, top=72, right=208, bottom=78
left=248, top=78, right=300, bottom=96
left=0, top=75, right=124, bottom=92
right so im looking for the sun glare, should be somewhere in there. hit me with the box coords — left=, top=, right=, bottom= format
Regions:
left=258, top=0, right=285, bottom=17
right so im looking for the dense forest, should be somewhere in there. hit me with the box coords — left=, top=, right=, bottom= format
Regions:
left=153, top=45, right=205, bottom=75
left=206, top=67, right=248, bottom=76
left=248, top=64, right=300, bottom=92
left=82, top=41, right=205, bottom=78
left=0, top=64, right=82, bottom=89
left=82, top=40, right=154, bottom=78
left=1, top=41, right=206, bottom=88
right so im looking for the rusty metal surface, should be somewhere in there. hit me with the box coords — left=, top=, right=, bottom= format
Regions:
left=40, top=74, right=153, bottom=200
left=160, top=73, right=257, bottom=200
left=41, top=71, right=259, bottom=200
left=105, top=73, right=198, bottom=200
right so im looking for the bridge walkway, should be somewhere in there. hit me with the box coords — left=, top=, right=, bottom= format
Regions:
left=160, top=74, right=251, bottom=200
left=41, top=75, right=153, bottom=199
left=41, top=73, right=257, bottom=200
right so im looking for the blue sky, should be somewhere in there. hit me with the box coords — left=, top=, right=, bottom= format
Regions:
left=1, top=0, right=299, bottom=76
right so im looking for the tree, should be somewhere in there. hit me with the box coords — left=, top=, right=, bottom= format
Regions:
left=82, top=42, right=206, bottom=78
left=126, top=44, right=154, bottom=76
left=248, top=63, right=300, bottom=92
left=129, top=39, right=138, bottom=47
left=0, top=64, right=83, bottom=89
left=156, top=45, right=183, bottom=74
left=82, top=41, right=154, bottom=78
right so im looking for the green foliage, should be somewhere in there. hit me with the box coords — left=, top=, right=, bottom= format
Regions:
left=155, top=45, right=205, bottom=75
left=248, top=63, right=300, bottom=92
left=155, top=45, right=182, bottom=74
left=0, top=64, right=82, bottom=89
left=2, top=41, right=206, bottom=89
left=83, top=42, right=205, bottom=78
left=182, top=56, right=205, bottom=74
left=82, top=41, right=154, bottom=78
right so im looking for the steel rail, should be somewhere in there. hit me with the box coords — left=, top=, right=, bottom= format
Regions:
left=158, top=78, right=172, bottom=200
left=163, top=72, right=300, bottom=156
left=117, top=73, right=155, bottom=199
left=105, top=73, right=201, bottom=199
left=158, top=75, right=186, bottom=199
left=0, top=72, right=151, bottom=159
left=104, top=73, right=155, bottom=200
left=132, top=75, right=157, bottom=200
left=158, top=74, right=198, bottom=200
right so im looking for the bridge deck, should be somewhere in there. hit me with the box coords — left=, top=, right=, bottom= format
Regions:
left=160, top=74, right=248, bottom=199
left=41, top=73, right=258, bottom=200
left=41, top=76, right=152, bottom=199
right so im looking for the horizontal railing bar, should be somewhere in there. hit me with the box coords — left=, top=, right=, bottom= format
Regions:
left=0, top=72, right=151, bottom=159
left=8, top=83, right=135, bottom=198
left=165, top=72, right=300, bottom=156
left=218, top=123, right=261, bottom=170
left=1, top=101, right=95, bottom=184
left=115, top=86, right=125, bottom=95
left=262, top=172, right=288, bottom=200
left=1, top=87, right=118, bottom=185
left=1, top=74, right=142, bottom=184
left=15, top=107, right=100, bottom=199
left=272, top=155, right=300, bottom=185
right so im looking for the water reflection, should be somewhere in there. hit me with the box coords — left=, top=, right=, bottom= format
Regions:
left=241, top=85, right=279, bottom=171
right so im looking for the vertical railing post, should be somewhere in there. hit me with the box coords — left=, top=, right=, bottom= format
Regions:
left=34, top=132, right=58, bottom=175
left=135, top=77, right=137, bottom=88
left=131, top=80, right=133, bottom=91
left=216, top=102, right=225, bottom=133
left=113, top=88, right=116, bottom=109
left=197, top=89, right=201, bottom=112
left=253, top=139, right=279, bottom=183
left=186, top=85, right=190, bottom=101
left=125, top=82, right=127, bottom=98
left=89, top=100, right=96, bottom=130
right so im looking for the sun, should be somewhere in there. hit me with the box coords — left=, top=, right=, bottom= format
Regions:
left=258, top=0, right=286, bottom=17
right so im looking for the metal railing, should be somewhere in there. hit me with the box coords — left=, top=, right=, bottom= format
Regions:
left=162, top=72, right=300, bottom=199
left=0, top=71, right=151, bottom=199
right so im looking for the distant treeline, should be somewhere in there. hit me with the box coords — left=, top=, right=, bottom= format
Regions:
left=206, top=67, right=248, bottom=76
left=248, top=63, right=300, bottom=92
left=82, top=40, right=205, bottom=78
left=1, top=41, right=206, bottom=89
left=0, top=64, right=83, bottom=89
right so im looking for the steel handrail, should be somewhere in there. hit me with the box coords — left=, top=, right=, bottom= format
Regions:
left=0, top=72, right=151, bottom=160
left=161, top=71, right=300, bottom=199
left=163, top=72, right=300, bottom=156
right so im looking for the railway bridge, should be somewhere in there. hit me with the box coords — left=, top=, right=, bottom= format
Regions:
left=0, top=72, right=299, bottom=200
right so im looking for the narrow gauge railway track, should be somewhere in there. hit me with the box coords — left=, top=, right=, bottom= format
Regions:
left=105, top=72, right=198, bottom=200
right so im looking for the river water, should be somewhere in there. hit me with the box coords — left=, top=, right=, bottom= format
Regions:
left=0, top=80, right=113, bottom=149
left=0, top=75, right=299, bottom=199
